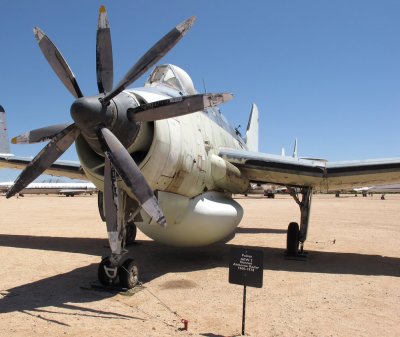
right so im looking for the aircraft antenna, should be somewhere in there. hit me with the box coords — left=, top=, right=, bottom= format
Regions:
left=202, top=78, right=207, bottom=93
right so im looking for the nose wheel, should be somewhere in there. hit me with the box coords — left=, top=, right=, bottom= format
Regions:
left=98, top=256, right=139, bottom=289
left=119, top=259, right=139, bottom=288
left=125, top=222, right=137, bottom=246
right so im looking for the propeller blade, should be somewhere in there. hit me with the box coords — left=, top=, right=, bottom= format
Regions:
left=97, top=127, right=166, bottom=226
left=103, top=16, right=196, bottom=103
left=34, top=27, right=83, bottom=98
left=96, top=5, right=113, bottom=93
left=128, top=93, right=234, bottom=122
left=6, top=124, right=80, bottom=198
left=11, top=123, right=71, bottom=144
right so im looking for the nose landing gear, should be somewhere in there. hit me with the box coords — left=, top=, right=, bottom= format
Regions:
left=98, top=255, right=139, bottom=289
left=96, top=159, right=144, bottom=289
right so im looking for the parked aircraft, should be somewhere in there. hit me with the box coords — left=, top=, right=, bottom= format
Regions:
left=334, top=183, right=400, bottom=197
left=0, top=181, right=96, bottom=196
left=354, top=184, right=400, bottom=194
left=1, top=6, right=400, bottom=288
left=340, top=184, right=400, bottom=198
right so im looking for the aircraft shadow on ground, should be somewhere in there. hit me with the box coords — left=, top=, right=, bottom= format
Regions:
left=0, top=233, right=399, bottom=314
left=0, top=234, right=106, bottom=256
left=0, top=263, right=146, bottom=321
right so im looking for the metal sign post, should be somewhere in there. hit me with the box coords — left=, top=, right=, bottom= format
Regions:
left=242, top=285, right=247, bottom=335
left=229, top=247, right=264, bottom=336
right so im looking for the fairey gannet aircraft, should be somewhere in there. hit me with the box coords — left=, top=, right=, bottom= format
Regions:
left=1, top=6, right=400, bottom=288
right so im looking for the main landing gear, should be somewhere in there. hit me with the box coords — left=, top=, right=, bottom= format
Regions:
left=286, top=186, right=313, bottom=258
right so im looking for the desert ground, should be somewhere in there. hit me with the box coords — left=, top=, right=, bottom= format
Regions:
left=0, top=193, right=398, bottom=337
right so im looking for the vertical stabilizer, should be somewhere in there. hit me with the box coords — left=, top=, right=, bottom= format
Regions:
left=0, top=105, right=10, bottom=154
left=292, top=138, right=298, bottom=158
left=245, top=103, right=259, bottom=152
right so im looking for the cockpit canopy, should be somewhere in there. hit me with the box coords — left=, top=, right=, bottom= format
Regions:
left=145, top=64, right=196, bottom=95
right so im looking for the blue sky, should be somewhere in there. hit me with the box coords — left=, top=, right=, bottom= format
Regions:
left=0, top=0, right=399, bottom=181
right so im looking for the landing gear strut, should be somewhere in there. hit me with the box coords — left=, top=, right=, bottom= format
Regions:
left=97, top=158, right=141, bottom=289
left=286, top=186, right=313, bottom=258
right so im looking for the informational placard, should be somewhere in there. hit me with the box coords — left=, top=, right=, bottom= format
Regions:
left=229, top=247, right=263, bottom=288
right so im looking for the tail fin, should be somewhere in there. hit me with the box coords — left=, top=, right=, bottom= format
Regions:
left=245, top=103, right=259, bottom=152
left=0, top=105, right=11, bottom=154
left=292, top=138, right=298, bottom=158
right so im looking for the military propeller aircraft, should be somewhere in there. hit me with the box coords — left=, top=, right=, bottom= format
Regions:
left=1, top=6, right=400, bottom=288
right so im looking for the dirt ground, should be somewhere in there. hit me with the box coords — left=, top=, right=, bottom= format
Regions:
left=0, top=193, right=398, bottom=337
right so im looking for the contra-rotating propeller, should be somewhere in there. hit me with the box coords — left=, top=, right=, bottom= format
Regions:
left=6, top=6, right=199, bottom=226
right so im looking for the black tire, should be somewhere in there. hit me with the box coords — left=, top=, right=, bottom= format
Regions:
left=97, top=191, right=106, bottom=221
left=125, top=223, right=137, bottom=246
left=98, top=257, right=117, bottom=286
left=119, top=259, right=139, bottom=289
left=286, top=222, right=299, bottom=255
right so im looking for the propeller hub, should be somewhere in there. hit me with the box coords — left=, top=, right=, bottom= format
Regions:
left=70, top=96, right=114, bottom=137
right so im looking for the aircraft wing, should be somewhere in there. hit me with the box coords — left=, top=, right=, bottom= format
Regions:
left=0, top=154, right=85, bottom=180
left=219, top=148, right=400, bottom=191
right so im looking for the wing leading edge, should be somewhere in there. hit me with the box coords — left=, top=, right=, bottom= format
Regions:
left=219, top=148, right=400, bottom=191
left=0, top=154, right=85, bottom=180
